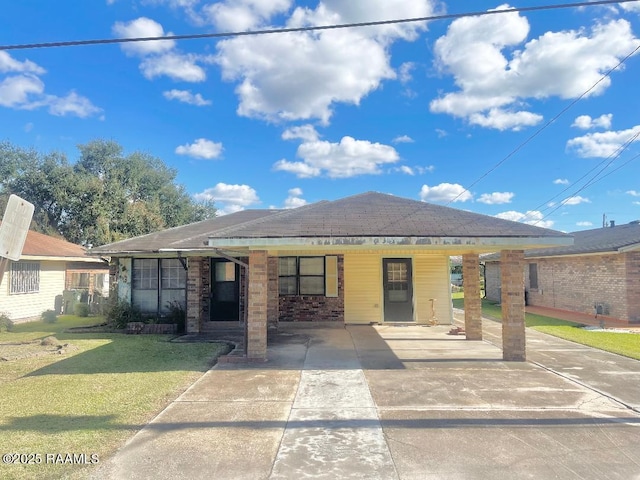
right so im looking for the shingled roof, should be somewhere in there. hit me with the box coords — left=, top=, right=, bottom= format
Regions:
left=0, top=223, right=102, bottom=261
left=91, top=192, right=571, bottom=255
left=484, top=221, right=640, bottom=260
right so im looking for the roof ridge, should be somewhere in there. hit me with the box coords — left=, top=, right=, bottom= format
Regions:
left=208, top=200, right=330, bottom=238
left=170, top=209, right=284, bottom=246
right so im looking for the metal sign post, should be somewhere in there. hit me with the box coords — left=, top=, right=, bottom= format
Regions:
left=0, top=195, right=35, bottom=287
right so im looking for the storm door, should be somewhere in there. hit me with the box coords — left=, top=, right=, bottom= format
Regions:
left=210, top=259, right=240, bottom=321
left=383, top=258, right=414, bottom=322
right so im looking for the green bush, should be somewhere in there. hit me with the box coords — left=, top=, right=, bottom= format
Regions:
left=41, top=310, right=58, bottom=323
left=163, top=300, right=186, bottom=333
left=74, top=303, right=91, bottom=317
left=105, top=299, right=142, bottom=329
left=0, top=313, right=14, bottom=332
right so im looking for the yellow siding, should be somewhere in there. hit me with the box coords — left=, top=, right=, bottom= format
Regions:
left=414, top=254, right=451, bottom=325
left=344, top=254, right=383, bottom=324
left=344, top=252, right=451, bottom=325
left=0, top=260, right=66, bottom=321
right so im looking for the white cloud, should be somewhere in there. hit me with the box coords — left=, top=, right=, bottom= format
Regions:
left=282, top=125, right=320, bottom=142
left=398, top=62, right=415, bottom=84
left=175, top=138, right=223, bottom=159
left=163, top=89, right=211, bottom=106
left=553, top=178, right=570, bottom=185
left=140, top=52, right=207, bottom=82
left=397, top=166, right=415, bottom=175
left=576, top=221, right=593, bottom=227
left=214, top=1, right=437, bottom=124
left=634, top=201, right=640, bottom=206
left=46, top=91, right=103, bottom=118
left=201, top=0, right=292, bottom=31
left=620, top=2, right=640, bottom=12
left=112, top=17, right=209, bottom=82
left=274, top=135, right=399, bottom=178
left=430, top=10, right=639, bottom=131
left=435, top=128, right=447, bottom=138
left=477, top=191, right=514, bottom=205
left=392, top=134, right=414, bottom=143
left=0, top=52, right=45, bottom=75
left=566, top=125, right=640, bottom=158
left=626, top=190, right=640, bottom=197
left=283, top=187, right=307, bottom=209
left=0, top=73, right=101, bottom=118
left=495, top=210, right=554, bottom=228
left=561, top=196, right=591, bottom=206
left=0, top=75, right=44, bottom=107
left=112, top=17, right=175, bottom=56
left=419, top=183, right=472, bottom=203
left=572, top=113, right=613, bottom=130
left=193, top=183, right=259, bottom=214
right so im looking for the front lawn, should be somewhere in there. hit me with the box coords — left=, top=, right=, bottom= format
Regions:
left=0, top=315, right=230, bottom=480
left=452, top=297, right=640, bottom=360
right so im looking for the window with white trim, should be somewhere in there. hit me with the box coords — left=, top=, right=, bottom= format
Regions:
left=278, top=256, right=338, bottom=296
left=10, top=262, right=40, bottom=294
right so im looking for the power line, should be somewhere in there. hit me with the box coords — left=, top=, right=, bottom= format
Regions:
left=0, top=0, right=638, bottom=51
left=533, top=130, right=640, bottom=225
left=446, top=41, right=640, bottom=206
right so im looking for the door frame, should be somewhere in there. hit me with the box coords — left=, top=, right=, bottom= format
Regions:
left=209, top=258, right=241, bottom=322
left=382, top=257, right=415, bottom=323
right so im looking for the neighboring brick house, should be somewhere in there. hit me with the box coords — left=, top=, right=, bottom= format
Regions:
left=484, top=221, right=640, bottom=324
left=90, top=192, right=571, bottom=361
left=0, top=228, right=109, bottom=322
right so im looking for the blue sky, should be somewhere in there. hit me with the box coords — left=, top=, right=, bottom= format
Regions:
left=1, top=1, right=639, bottom=231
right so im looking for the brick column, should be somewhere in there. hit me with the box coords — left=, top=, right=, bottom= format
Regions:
left=247, top=251, right=268, bottom=360
left=186, top=257, right=202, bottom=334
left=463, top=253, right=482, bottom=340
left=501, top=250, right=526, bottom=361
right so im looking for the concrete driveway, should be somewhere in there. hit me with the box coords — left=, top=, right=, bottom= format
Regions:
left=93, top=319, right=640, bottom=480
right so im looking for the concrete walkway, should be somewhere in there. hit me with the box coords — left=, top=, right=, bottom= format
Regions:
left=92, top=320, right=640, bottom=480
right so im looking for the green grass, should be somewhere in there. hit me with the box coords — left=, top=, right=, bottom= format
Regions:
left=0, top=315, right=230, bottom=480
left=452, top=297, right=640, bottom=360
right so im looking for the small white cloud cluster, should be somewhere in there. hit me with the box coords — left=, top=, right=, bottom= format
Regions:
left=175, top=138, right=223, bottom=160
left=194, top=182, right=259, bottom=214
left=0, top=51, right=101, bottom=118
left=275, top=125, right=400, bottom=178
left=112, top=17, right=213, bottom=83
left=495, top=210, right=554, bottom=229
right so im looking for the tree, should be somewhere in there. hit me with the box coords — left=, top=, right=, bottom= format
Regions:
left=0, top=140, right=216, bottom=246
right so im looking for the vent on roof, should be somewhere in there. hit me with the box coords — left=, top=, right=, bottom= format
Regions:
left=629, top=220, right=640, bottom=225
left=609, top=220, right=616, bottom=228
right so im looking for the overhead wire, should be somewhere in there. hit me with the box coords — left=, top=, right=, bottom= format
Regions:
left=445, top=41, right=640, bottom=206
left=0, top=0, right=639, bottom=51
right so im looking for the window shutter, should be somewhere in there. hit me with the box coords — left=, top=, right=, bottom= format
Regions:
left=325, top=256, right=338, bottom=297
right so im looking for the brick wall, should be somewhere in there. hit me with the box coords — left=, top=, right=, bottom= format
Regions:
left=501, top=250, right=525, bottom=361
left=525, top=254, right=630, bottom=321
left=625, top=252, right=640, bottom=323
left=278, top=255, right=344, bottom=322
left=247, top=251, right=268, bottom=359
left=484, top=261, right=501, bottom=302
left=186, top=257, right=210, bottom=333
left=463, top=254, right=482, bottom=340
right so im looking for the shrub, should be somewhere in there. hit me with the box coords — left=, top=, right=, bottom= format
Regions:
left=0, top=313, right=14, bottom=332
left=163, top=301, right=186, bottom=334
left=105, top=299, right=143, bottom=329
left=41, top=310, right=58, bottom=323
left=74, top=303, right=91, bottom=317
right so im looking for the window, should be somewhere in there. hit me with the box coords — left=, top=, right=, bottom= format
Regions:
left=69, top=272, right=90, bottom=289
left=279, top=256, right=337, bottom=296
left=132, top=258, right=186, bottom=314
left=529, top=263, right=538, bottom=290
left=10, top=262, right=40, bottom=294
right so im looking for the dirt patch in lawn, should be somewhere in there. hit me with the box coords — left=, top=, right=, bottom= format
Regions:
left=0, top=336, right=79, bottom=361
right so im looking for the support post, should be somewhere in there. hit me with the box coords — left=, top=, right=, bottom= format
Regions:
left=247, top=250, right=268, bottom=360
left=501, top=250, right=526, bottom=361
left=463, top=253, right=482, bottom=340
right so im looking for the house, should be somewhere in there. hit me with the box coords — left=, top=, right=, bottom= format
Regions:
left=0, top=228, right=109, bottom=322
left=484, top=221, right=640, bottom=324
left=89, top=192, right=571, bottom=361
